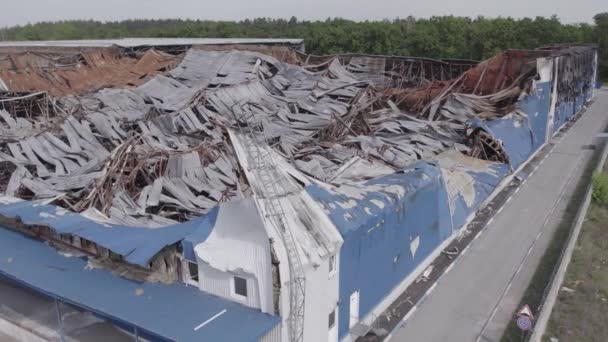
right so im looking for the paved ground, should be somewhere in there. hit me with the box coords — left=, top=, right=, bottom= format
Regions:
left=0, top=279, right=132, bottom=342
left=0, top=330, right=18, bottom=342
left=389, top=89, right=608, bottom=342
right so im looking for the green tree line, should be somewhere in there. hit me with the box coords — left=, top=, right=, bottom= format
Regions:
left=0, top=14, right=606, bottom=80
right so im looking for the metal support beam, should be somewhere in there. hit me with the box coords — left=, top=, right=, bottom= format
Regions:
left=54, top=299, right=66, bottom=342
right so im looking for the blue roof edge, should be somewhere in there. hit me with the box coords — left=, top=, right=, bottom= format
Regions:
left=0, top=199, right=214, bottom=267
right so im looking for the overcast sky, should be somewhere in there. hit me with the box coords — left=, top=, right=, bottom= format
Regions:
left=1, top=0, right=606, bottom=28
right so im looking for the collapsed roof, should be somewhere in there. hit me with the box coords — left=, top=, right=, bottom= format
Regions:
left=0, top=48, right=180, bottom=96
left=0, top=43, right=595, bottom=229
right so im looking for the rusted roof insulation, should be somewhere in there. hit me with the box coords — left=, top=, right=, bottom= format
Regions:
left=0, top=48, right=180, bottom=96
left=390, top=50, right=544, bottom=115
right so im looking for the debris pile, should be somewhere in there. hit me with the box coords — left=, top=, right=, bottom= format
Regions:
left=0, top=46, right=555, bottom=226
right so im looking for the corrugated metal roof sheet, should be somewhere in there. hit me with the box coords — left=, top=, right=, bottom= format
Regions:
left=0, top=226, right=280, bottom=342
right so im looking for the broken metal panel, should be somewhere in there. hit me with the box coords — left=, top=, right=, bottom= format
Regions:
left=436, top=149, right=509, bottom=228
left=0, top=82, right=241, bottom=224
left=170, top=49, right=280, bottom=88
left=191, top=44, right=301, bottom=63
left=467, top=113, right=534, bottom=170
left=519, top=75, right=553, bottom=151
left=229, top=129, right=342, bottom=266
left=94, top=88, right=152, bottom=121
left=182, top=206, right=219, bottom=263
left=391, top=49, right=546, bottom=119
left=296, top=51, right=478, bottom=87
left=136, top=74, right=198, bottom=111
left=0, top=195, right=199, bottom=267
left=458, top=50, right=544, bottom=95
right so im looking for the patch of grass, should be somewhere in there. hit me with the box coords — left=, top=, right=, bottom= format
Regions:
left=500, top=143, right=605, bottom=342
left=592, top=171, right=608, bottom=204
left=543, top=201, right=608, bottom=341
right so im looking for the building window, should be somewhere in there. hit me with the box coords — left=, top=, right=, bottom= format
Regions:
left=328, top=308, right=336, bottom=329
left=234, top=276, right=248, bottom=298
left=328, top=254, right=337, bottom=277
left=187, top=262, right=199, bottom=282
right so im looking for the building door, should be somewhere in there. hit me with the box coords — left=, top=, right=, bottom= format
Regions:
left=349, top=290, right=360, bottom=329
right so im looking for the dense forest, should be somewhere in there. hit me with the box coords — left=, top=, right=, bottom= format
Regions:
left=0, top=14, right=606, bottom=79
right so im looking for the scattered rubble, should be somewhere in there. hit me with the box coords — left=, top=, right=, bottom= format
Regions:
left=560, top=286, right=575, bottom=293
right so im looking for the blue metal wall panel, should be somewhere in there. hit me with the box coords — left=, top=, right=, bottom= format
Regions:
left=470, top=115, right=534, bottom=170
left=554, top=72, right=596, bottom=132
left=554, top=89, right=592, bottom=133
left=470, top=81, right=552, bottom=171
left=307, top=160, right=507, bottom=339
left=554, top=100, right=574, bottom=133
left=519, top=81, right=552, bottom=151
left=447, top=164, right=510, bottom=229
left=307, top=163, right=449, bottom=338
left=576, top=92, right=588, bottom=114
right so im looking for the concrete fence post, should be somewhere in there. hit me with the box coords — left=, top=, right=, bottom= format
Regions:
left=54, top=299, right=66, bottom=342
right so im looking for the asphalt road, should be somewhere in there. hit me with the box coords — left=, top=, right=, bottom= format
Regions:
left=0, top=330, right=18, bottom=342
left=389, top=89, right=608, bottom=342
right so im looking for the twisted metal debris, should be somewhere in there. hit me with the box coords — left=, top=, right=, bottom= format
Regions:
left=0, top=45, right=593, bottom=226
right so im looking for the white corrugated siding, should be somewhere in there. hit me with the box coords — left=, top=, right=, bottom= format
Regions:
left=195, top=198, right=272, bottom=312
left=198, top=261, right=262, bottom=309
left=197, top=262, right=232, bottom=298
left=259, top=322, right=282, bottom=342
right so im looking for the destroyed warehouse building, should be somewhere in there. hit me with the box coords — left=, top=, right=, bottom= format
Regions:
left=0, top=38, right=599, bottom=342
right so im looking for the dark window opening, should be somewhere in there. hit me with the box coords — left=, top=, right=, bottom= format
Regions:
left=188, top=262, right=199, bottom=282
left=329, top=254, right=336, bottom=275
left=329, top=309, right=336, bottom=328
left=234, top=276, right=248, bottom=297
